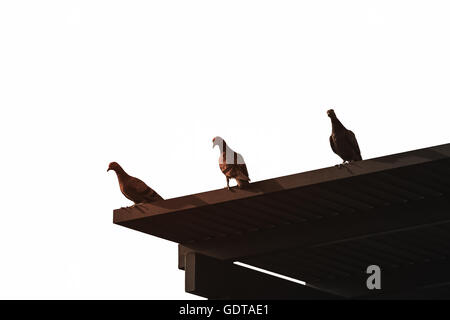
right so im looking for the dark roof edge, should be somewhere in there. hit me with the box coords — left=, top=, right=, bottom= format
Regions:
left=113, top=143, right=450, bottom=224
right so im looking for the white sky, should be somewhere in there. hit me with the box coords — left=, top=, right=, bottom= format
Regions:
left=0, top=1, right=449, bottom=299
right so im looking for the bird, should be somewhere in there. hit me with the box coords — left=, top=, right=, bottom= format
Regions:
left=327, top=109, right=362, bottom=164
left=212, top=136, right=250, bottom=190
left=107, top=162, right=163, bottom=205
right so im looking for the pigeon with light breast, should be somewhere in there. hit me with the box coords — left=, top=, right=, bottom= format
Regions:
left=212, top=136, right=250, bottom=190
left=107, top=162, right=163, bottom=204
left=327, top=109, right=362, bottom=164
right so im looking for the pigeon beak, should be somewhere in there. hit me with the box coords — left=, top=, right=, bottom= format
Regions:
left=107, top=168, right=111, bottom=172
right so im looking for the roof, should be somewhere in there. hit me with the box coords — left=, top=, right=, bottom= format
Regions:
left=113, top=143, right=450, bottom=299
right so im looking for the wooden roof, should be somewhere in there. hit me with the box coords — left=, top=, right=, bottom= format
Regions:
left=114, top=143, right=450, bottom=299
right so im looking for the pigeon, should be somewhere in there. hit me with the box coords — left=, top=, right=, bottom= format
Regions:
left=212, top=136, right=250, bottom=190
left=327, top=109, right=362, bottom=164
left=107, top=162, right=163, bottom=204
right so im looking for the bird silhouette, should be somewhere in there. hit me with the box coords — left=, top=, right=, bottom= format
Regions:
left=107, top=162, right=163, bottom=205
left=212, top=136, right=250, bottom=190
left=327, top=109, right=362, bottom=164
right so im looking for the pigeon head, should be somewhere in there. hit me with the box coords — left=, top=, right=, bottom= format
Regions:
left=107, top=161, right=121, bottom=172
left=212, top=136, right=225, bottom=149
left=327, top=109, right=336, bottom=118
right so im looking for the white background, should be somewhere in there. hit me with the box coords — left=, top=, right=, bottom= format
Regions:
left=0, top=1, right=449, bottom=299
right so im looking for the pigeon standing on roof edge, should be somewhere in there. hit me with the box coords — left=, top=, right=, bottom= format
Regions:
left=212, top=136, right=250, bottom=190
left=327, top=109, right=362, bottom=164
left=107, top=162, right=163, bottom=205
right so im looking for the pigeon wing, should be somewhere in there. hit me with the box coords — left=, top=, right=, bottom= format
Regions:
left=346, top=130, right=362, bottom=160
left=237, top=163, right=250, bottom=181
left=125, top=177, right=163, bottom=202
left=236, top=153, right=250, bottom=181
left=219, top=162, right=250, bottom=181
left=219, top=151, right=250, bottom=181
left=329, top=135, right=338, bottom=155
left=127, top=177, right=150, bottom=194
left=143, top=188, right=163, bottom=202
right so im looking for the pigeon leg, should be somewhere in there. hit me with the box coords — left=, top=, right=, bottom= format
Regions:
left=335, top=160, right=347, bottom=168
left=226, top=177, right=230, bottom=190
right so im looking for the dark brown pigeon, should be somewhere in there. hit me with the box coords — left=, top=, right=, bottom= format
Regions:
left=327, top=109, right=362, bottom=163
left=212, top=136, right=250, bottom=190
left=107, top=162, right=163, bottom=204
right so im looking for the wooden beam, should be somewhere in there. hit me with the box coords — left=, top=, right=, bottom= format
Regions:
left=184, top=252, right=342, bottom=299
left=181, top=196, right=450, bottom=261
left=178, top=244, right=189, bottom=270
